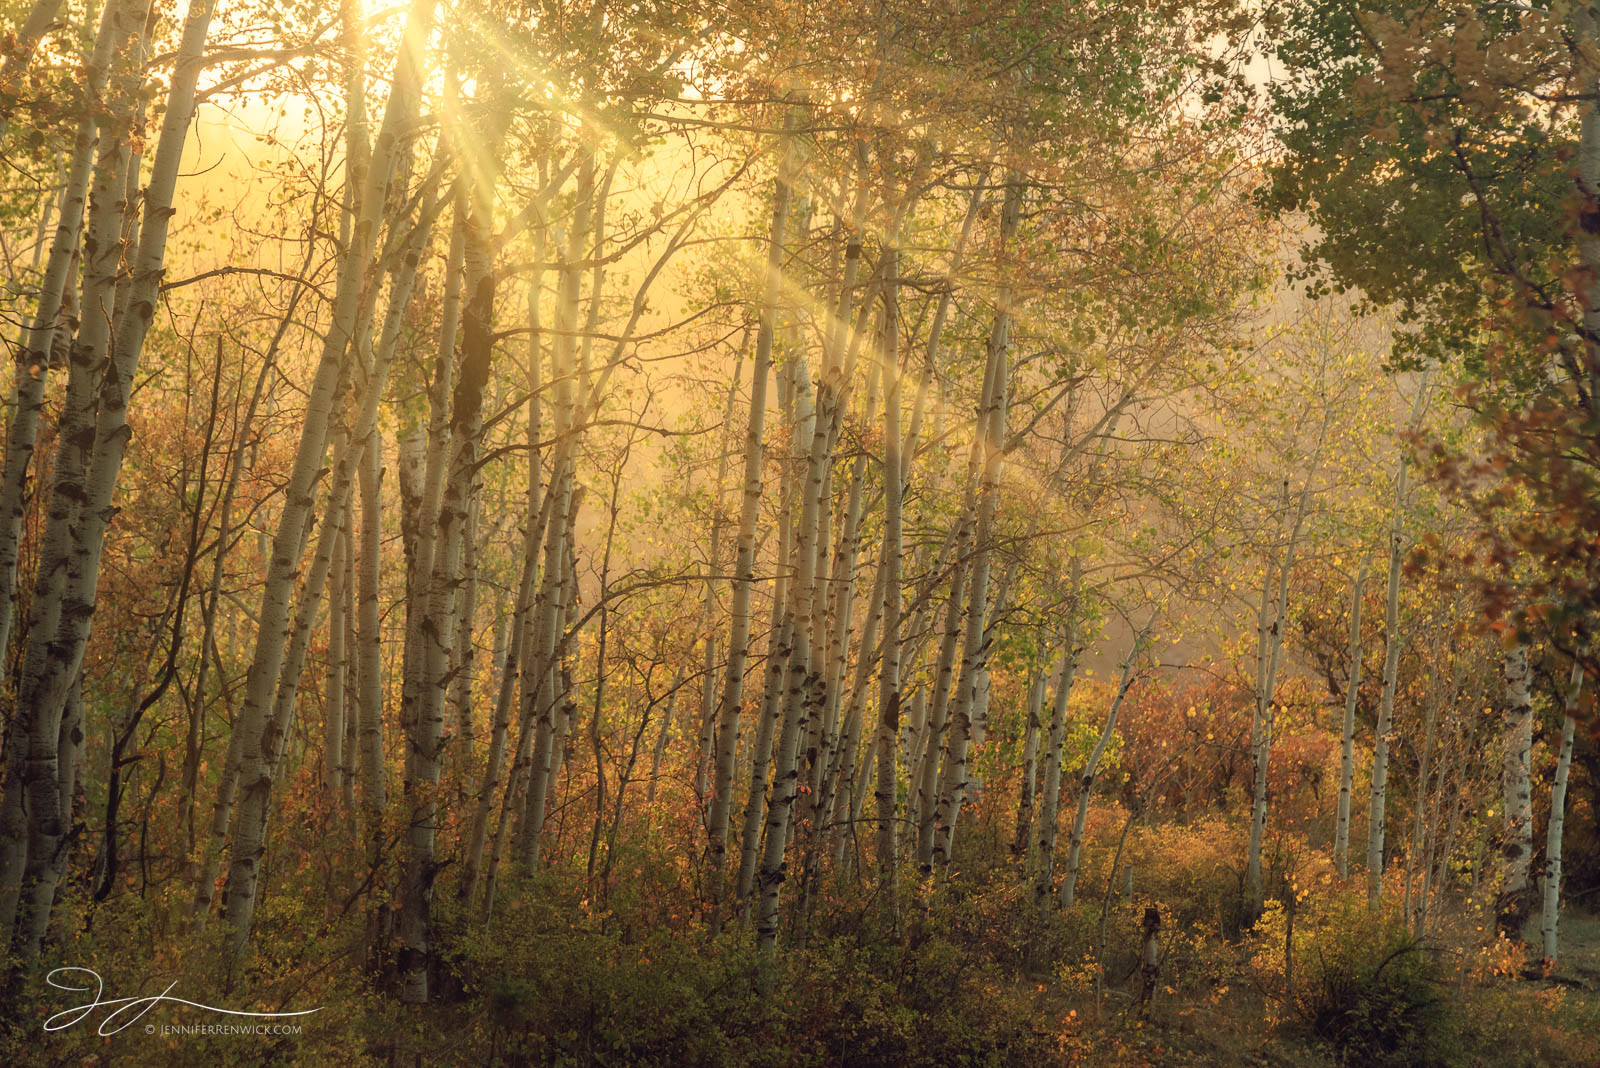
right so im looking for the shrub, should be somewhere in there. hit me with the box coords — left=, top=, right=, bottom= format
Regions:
left=1292, top=905, right=1459, bottom=1067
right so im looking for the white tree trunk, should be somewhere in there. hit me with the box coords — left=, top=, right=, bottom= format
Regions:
left=874, top=248, right=902, bottom=927
left=706, top=143, right=790, bottom=929
left=9, top=0, right=217, bottom=966
left=930, top=178, right=1019, bottom=871
left=1014, top=675, right=1045, bottom=866
left=399, top=184, right=497, bottom=1003
left=225, top=182, right=435, bottom=956
left=1035, top=624, right=1081, bottom=910
left=1498, top=643, right=1535, bottom=941
left=1366, top=376, right=1426, bottom=905
left=0, top=0, right=131, bottom=941
left=1541, top=660, right=1582, bottom=963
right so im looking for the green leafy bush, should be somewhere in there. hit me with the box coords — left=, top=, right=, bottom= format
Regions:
left=1293, top=907, right=1459, bottom=1068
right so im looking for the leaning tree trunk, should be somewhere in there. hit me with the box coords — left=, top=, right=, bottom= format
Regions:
left=0, top=0, right=133, bottom=941
left=0, top=0, right=120, bottom=668
left=223, top=172, right=435, bottom=959
left=1061, top=633, right=1145, bottom=908
left=7, top=0, right=218, bottom=967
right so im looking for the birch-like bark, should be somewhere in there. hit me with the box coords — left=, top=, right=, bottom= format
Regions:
left=827, top=541, right=887, bottom=861
left=325, top=443, right=350, bottom=797
left=694, top=339, right=747, bottom=809
left=1334, top=569, right=1367, bottom=879
left=219, top=0, right=432, bottom=961
left=0, top=0, right=129, bottom=938
left=1404, top=676, right=1444, bottom=927
left=340, top=524, right=359, bottom=816
left=1498, top=642, right=1535, bottom=941
left=755, top=353, right=817, bottom=956
left=468, top=248, right=548, bottom=905
left=1013, top=675, right=1045, bottom=865
left=735, top=448, right=798, bottom=909
left=874, top=250, right=902, bottom=925
left=460, top=520, right=537, bottom=908
left=1035, top=625, right=1081, bottom=911
left=225, top=187, right=435, bottom=955
left=705, top=141, right=788, bottom=930
left=356, top=417, right=388, bottom=862
left=1541, top=660, right=1583, bottom=963
left=183, top=333, right=277, bottom=904
left=806, top=361, right=878, bottom=842
left=447, top=493, right=482, bottom=773
left=915, top=551, right=970, bottom=869
left=396, top=198, right=465, bottom=778
left=0, top=3, right=117, bottom=667
left=515, top=275, right=580, bottom=867
left=9, top=0, right=216, bottom=965
left=930, top=178, right=1020, bottom=870
left=400, top=187, right=497, bottom=1003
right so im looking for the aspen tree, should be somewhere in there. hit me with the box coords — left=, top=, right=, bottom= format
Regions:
left=224, top=181, right=437, bottom=954
left=755, top=350, right=819, bottom=957
left=1541, top=660, right=1583, bottom=963
left=705, top=131, right=790, bottom=930
left=0, top=0, right=121, bottom=669
left=8, top=0, right=219, bottom=966
left=1498, top=642, right=1535, bottom=941
left=1247, top=407, right=1323, bottom=913
left=461, top=269, right=547, bottom=906
left=826, top=548, right=886, bottom=868
left=1013, top=675, right=1045, bottom=865
left=1366, top=373, right=1428, bottom=904
left=1034, top=613, right=1081, bottom=911
left=326, top=460, right=350, bottom=798
left=400, top=176, right=498, bottom=1003
left=874, top=245, right=902, bottom=926
left=931, top=176, right=1020, bottom=871
left=518, top=159, right=591, bottom=867
left=0, top=0, right=138, bottom=938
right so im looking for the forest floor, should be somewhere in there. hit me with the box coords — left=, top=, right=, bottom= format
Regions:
left=9, top=855, right=1600, bottom=1065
